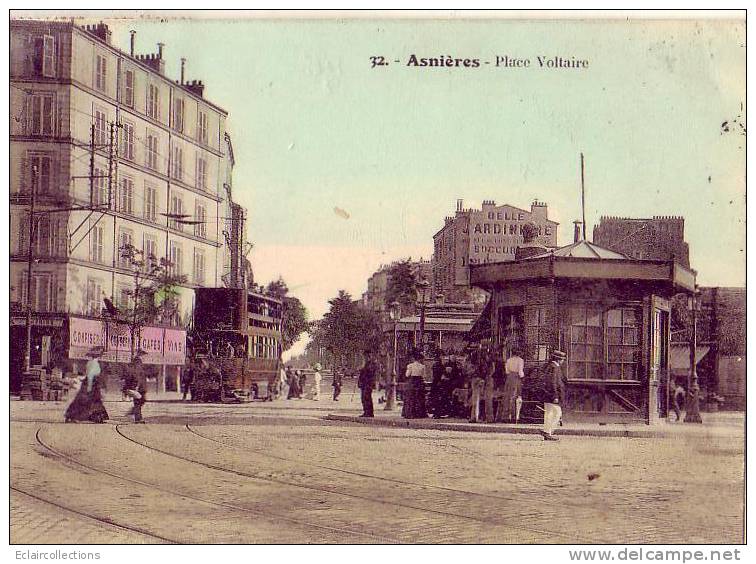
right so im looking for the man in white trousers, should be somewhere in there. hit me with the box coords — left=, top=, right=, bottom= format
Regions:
left=541, top=350, right=567, bottom=441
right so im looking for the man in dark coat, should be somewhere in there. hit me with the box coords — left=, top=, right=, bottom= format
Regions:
left=540, top=350, right=567, bottom=441
left=332, top=370, right=343, bottom=401
left=358, top=351, right=377, bottom=417
left=123, top=351, right=148, bottom=423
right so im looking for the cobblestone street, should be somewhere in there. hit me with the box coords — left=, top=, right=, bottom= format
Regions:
left=10, top=398, right=745, bottom=544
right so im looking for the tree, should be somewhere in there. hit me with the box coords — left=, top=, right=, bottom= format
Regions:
left=309, top=290, right=383, bottom=372
left=109, top=243, right=187, bottom=361
left=385, top=259, right=418, bottom=316
left=263, top=277, right=308, bottom=352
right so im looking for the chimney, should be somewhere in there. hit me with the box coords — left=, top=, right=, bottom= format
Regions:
left=573, top=220, right=582, bottom=243
left=180, top=58, right=186, bottom=85
left=129, top=30, right=136, bottom=56
left=185, top=80, right=205, bottom=98
left=83, top=23, right=112, bottom=45
left=157, top=42, right=164, bottom=59
left=456, top=199, right=463, bottom=213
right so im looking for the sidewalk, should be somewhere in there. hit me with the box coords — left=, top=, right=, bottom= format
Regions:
left=325, top=408, right=745, bottom=438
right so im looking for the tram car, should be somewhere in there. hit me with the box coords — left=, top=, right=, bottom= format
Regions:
left=191, top=288, right=283, bottom=401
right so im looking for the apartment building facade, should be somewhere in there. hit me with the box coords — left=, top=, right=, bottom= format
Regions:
left=9, top=20, right=243, bottom=390
left=432, top=199, right=558, bottom=303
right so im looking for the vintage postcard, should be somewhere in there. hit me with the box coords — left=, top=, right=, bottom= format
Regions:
left=7, top=8, right=746, bottom=553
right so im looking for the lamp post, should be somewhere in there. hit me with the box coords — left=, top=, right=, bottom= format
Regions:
left=385, top=300, right=401, bottom=411
left=685, top=286, right=703, bottom=423
left=416, top=279, right=431, bottom=354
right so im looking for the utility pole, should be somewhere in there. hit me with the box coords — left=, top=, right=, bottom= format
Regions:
left=108, top=121, right=117, bottom=210
left=24, top=166, right=38, bottom=373
left=89, top=123, right=95, bottom=207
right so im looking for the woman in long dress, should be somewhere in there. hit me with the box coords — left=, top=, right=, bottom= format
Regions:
left=402, top=350, right=428, bottom=419
left=501, top=347, right=526, bottom=423
left=65, top=348, right=109, bottom=423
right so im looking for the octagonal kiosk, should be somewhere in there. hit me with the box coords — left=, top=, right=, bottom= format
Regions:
left=470, top=240, right=697, bottom=424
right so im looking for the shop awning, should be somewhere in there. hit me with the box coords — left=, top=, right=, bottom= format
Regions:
left=466, top=299, right=491, bottom=341
left=395, top=316, right=475, bottom=333
left=670, top=344, right=710, bottom=372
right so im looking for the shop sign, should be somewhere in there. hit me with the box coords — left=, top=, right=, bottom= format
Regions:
left=69, top=317, right=186, bottom=365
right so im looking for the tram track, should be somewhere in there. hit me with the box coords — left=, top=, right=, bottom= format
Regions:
left=10, top=486, right=178, bottom=544
left=33, top=425, right=398, bottom=544
left=186, top=423, right=554, bottom=504
left=116, top=423, right=593, bottom=543
left=182, top=424, right=718, bottom=542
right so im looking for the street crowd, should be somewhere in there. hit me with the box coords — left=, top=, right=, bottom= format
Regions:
left=351, top=346, right=569, bottom=441
left=59, top=343, right=570, bottom=440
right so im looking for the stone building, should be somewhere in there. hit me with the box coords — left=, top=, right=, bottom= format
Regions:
left=593, top=215, right=690, bottom=267
left=432, top=199, right=558, bottom=303
left=9, top=20, right=245, bottom=392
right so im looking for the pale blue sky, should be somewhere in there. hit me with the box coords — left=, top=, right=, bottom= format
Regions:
left=97, top=15, right=744, bottom=337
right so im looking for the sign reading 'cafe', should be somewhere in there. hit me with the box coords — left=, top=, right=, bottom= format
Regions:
left=69, top=317, right=186, bottom=365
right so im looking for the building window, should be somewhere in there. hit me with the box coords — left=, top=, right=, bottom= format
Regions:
left=525, top=306, right=550, bottom=361
left=94, top=108, right=107, bottom=145
left=172, top=145, right=183, bottom=181
left=90, top=224, right=104, bottom=264
left=568, top=305, right=603, bottom=380
left=20, top=273, right=53, bottom=313
left=120, top=122, right=135, bottom=160
left=116, top=283, right=131, bottom=311
left=169, top=194, right=184, bottom=230
left=35, top=215, right=52, bottom=256
left=119, top=176, right=134, bottom=215
left=193, top=248, right=206, bottom=284
left=124, top=69, right=135, bottom=107
left=172, top=96, right=185, bottom=133
left=86, top=278, right=103, bottom=315
left=33, top=35, right=56, bottom=77
left=195, top=155, right=207, bottom=190
left=27, top=154, right=52, bottom=194
left=95, top=53, right=107, bottom=92
left=147, top=84, right=160, bottom=120
left=197, top=110, right=208, bottom=144
left=606, top=308, right=639, bottom=380
left=27, top=93, right=54, bottom=136
left=194, top=201, right=207, bottom=238
left=92, top=166, right=107, bottom=206
left=567, top=305, right=641, bottom=382
left=144, top=184, right=157, bottom=222
left=118, top=228, right=134, bottom=268
left=144, top=235, right=158, bottom=271
left=145, top=132, right=159, bottom=170
left=169, top=242, right=183, bottom=277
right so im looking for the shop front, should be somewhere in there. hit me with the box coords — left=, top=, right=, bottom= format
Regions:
left=68, top=316, right=187, bottom=394
left=470, top=240, right=697, bottom=424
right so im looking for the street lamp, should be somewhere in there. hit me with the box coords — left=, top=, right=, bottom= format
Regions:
left=685, top=286, right=703, bottom=423
left=416, top=278, right=431, bottom=354
left=385, top=300, right=401, bottom=411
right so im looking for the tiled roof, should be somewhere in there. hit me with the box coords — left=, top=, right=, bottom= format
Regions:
left=527, top=240, right=628, bottom=260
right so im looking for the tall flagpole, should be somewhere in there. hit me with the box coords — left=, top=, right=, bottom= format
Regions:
left=580, top=153, right=587, bottom=241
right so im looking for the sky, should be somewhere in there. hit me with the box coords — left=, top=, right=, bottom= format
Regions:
left=68, top=14, right=745, bottom=357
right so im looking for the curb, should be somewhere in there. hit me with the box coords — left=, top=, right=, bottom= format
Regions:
left=325, top=414, right=661, bottom=438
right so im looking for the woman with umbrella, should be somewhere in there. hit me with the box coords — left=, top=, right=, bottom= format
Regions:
left=65, top=347, right=109, bottom=423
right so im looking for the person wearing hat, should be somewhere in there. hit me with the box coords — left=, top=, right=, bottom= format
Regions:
left=540, top=350, right=567, bottom=440
left=312, top=363, right=323, bottom=401
left=358, top=351, right=378, bottom=417
left=123, top=350, right=148, bottom=423
left=65, top=347, right=109, bottom=423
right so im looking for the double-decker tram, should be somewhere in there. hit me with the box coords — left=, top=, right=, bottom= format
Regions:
left=192, top=288, right=283, bottom=400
